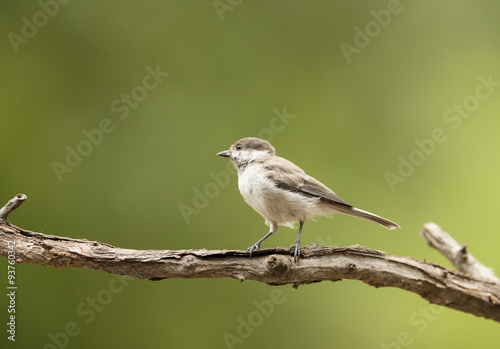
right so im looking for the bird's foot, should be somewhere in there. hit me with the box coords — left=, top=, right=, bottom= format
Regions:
left=247, top=243, right=261, bottom=257
left=290, top=242, right=301, bottom=262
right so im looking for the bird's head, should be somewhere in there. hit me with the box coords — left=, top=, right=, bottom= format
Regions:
left=217, top=137, right=276, bottom=171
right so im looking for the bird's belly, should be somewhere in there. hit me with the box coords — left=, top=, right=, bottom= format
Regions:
left=238, top=170, right=322, bottom=226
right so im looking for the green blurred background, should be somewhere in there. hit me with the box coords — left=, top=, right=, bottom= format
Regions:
left=1, top=1, right=500, bottom=348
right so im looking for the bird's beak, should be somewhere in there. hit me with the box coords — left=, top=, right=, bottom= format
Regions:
left=217, top=150, right=231, bottom=158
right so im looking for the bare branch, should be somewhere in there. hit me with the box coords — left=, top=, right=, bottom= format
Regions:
left=0, top=193, right=27, bottom=220
left=421, top=222, right=500, bottom=284
left=0, top=194, right=499, bottom=323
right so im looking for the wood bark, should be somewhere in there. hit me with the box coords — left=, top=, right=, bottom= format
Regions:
left=1, top=194, right=499, bottom=322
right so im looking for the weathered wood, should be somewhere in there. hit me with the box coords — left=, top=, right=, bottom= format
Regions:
left=1, top=194, right=499, bottom=322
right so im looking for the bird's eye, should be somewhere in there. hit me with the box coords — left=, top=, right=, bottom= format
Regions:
left=236, top=144, right=242, bottom=150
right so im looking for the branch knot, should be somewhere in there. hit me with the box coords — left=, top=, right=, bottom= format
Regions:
left=266, top=255, right=291, bottom=275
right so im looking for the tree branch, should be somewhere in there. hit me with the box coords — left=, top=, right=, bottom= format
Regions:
left=0, top=193, right=26, bottom=220
left=1, top=194, right=499, bottom=322
left=421, top=222, right=500, bottom=284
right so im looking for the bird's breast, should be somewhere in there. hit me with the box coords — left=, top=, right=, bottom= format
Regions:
left=237, top=166, right=270, bottom=208
left=237, top=164, right=324, bottom=226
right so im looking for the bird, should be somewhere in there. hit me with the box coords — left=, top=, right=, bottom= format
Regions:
left=217, top=137, right=399, bottom=261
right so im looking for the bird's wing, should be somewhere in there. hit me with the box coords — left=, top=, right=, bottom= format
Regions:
left=260, top=156, right=399, bottom=230
left=264, top=156, right=353, bottom=208
left=300, top=177, right=352, bottom=207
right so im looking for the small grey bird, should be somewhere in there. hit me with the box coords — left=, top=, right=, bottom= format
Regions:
left=217, top=137, right=399, bottom=261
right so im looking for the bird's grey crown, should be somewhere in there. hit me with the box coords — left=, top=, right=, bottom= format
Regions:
left=232, top=137, right=276, bottom=155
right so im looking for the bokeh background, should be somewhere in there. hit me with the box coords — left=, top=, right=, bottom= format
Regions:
left=1, top=1, right=500, bottom=348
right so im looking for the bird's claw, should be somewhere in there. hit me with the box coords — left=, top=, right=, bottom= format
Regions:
left=247, top=244, right=260, bottom=257
left=290, top=242, right=301, bottom=262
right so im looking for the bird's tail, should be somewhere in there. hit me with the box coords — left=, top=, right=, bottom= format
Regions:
left=335, top=206, right=400, bottom=230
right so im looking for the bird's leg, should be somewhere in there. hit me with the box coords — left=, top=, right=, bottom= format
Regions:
left=247, top=223, right=278, bottom=257
left=247, top=232, right=272, bottom=256
left=291, top=221, right=304, bottom=262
